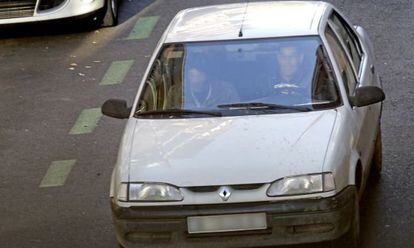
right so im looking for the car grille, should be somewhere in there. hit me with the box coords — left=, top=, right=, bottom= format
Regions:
left=38, top=0, right=65, bottom=11
left=187, top=184, right=264, bottom=193
left=0, top=0, right=37, bottom=19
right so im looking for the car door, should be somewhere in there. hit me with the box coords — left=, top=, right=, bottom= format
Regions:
left=327, top=11, right=380, bottom=175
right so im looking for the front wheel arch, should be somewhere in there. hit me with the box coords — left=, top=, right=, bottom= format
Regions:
left=355, top=161, right=363, bottom=195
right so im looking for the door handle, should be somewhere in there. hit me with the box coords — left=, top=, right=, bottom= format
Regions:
left=370, top=64, right=375, bottom=74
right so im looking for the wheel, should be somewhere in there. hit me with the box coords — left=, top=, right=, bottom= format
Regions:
left=370, top=125, right=382, bottom=177
left=331, top=190, right=360, bottom=248
left=102, top=0, right=119, bottom=27
left=84, top=0, right=118, bottom=30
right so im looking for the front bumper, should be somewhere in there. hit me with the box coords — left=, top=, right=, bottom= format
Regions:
left=0, top=0, right=105, bottom=25
left=112, top=186, right=356, bottom=248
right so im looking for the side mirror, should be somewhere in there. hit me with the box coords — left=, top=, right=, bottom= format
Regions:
left=101, top=99, right=131, bottom=119
left=350, top=86, right=385, bottom=107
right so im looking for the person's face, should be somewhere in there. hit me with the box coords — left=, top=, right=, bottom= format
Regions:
left=188, top=68, right=206, bottom=92
left=276, top=46, right=304, bottom=79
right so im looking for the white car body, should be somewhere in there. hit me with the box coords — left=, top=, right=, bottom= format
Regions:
left=0, top=0, right=105, bottom=24
left=107, top=1, right=384, bottom=247
left=114, top=111, right=338, bottom=206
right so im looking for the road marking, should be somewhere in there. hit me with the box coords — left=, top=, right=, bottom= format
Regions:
left=100, top=60, right=134, bottom=85
left=39, top=160, right=76, bottom=188
left=69, top=108, right=102, bottom=135
left=126, top=16, right=160, bottom=40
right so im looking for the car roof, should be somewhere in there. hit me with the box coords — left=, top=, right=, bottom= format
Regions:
left=164, top=1, right=331, bottom=43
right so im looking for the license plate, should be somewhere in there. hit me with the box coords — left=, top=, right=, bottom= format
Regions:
left=187, top=212, right=267, bottom=234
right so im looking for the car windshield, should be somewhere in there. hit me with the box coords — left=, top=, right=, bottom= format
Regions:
left=134, top=37, right=340, bottom=118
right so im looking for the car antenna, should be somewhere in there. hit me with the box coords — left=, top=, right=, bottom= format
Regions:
left=238, top=1, right=249, bottom=37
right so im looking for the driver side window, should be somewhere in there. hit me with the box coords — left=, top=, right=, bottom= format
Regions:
left=329, top=11, right=363, bottom=72
left=311, top=46, right=339, bottom=103
left=325, top=25, right=357, bottom=96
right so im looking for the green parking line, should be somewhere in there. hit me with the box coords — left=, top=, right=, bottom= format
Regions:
left=39, top=160, right=76, bottom=188
left=100, top=60, right=134, bottom=85
left=69, top=108, right=102, bottom=135
left=126, top=16, right=160, bottom=40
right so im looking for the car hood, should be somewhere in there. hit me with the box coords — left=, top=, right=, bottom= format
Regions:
left=126, top=110, right=337, bottom=187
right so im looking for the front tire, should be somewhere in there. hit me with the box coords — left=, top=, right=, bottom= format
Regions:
left=102, top=0, right=119, bottom=27
left=371, top=125, right=383, bottom=177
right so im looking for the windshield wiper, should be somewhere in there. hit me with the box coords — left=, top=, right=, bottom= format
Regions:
left=135, top=109, right=222, bottom=117
left=217, top=102, right=312, bottom=112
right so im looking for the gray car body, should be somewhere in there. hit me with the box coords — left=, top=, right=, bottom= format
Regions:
left=110, top=1, right=382, bottom=207
left=109, top=2, right=384, bottom=247
left=0, top=0, right=105, bottom=24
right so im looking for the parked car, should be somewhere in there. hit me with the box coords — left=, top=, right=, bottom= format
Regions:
left=0, top=0, right=118, bottom=26
left=102, top=1, right=385, bottom=247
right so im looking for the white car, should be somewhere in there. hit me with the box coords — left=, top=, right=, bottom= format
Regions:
left=102, top=1, right=385, bottom=247
left=0, top=0, right=118, bottom=26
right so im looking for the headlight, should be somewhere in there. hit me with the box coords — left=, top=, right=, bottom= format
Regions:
left=118, top=183, right=183, bottom=202
left=267, top=173, right=335, bottom=197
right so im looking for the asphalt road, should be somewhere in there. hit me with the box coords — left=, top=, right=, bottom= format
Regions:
left=0, top=0, right=413, bottom=247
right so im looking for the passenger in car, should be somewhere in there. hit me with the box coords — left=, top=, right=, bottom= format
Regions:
left=167, top=66, right=240, bottom=109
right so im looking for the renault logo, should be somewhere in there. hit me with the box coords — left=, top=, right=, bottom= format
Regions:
left=218, top=186, right=232, bottom=201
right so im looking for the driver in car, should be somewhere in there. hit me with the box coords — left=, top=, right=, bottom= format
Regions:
left=257, top=44, right=310, bottom=98
left=273, top=44, right=310, bottom=94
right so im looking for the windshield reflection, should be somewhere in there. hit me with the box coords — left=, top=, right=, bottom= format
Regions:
left=135, top=37, right=340, bottom=118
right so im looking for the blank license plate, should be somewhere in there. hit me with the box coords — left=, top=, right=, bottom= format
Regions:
left=187, top=213, right=267, bottom=234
